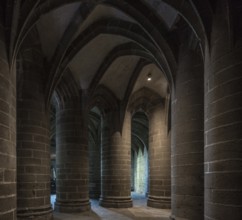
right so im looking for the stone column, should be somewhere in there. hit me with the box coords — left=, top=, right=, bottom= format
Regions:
left=204, top=1, right=242, bottom=219
left=55, top=98, right=90, bottom=212
left=17, top=48, right=52, bottom=219
left=171, top=47, right=204, bottom=220
left=89, top=136, right=101, bottom=199
left=99, top=110, right=132, bottom=208
left=0, top=24, right=16, bottom=220
left=147, top=103, right=171, bottom=209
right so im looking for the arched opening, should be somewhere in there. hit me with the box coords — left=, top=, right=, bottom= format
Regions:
left=131, top=112, right=149, bottom=202
left=131, top=148, right=149, bottom=195
left=50, top=101, right=57, bottom=206
left=48, top=93, right=63, bottom=209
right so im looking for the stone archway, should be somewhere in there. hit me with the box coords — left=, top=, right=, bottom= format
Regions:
left=128, top=87, right=171, bottom=209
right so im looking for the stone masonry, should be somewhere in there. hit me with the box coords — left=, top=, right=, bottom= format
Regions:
left=99, top=110, right=132, bottom=208
left=54, top=86, right=90, bottom=213
left=204, top=1, right=242, bottom=219
left=17, top=33, right=52, bottom=219
left=0, top=21, right=16, bottom=220
left=171, top=45, right=204, bottom=220
left=0, top=1, right=242, bottom=220
left=147, top=102, right=171, bottom=209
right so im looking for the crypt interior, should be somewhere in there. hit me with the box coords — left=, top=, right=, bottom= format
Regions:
left=0, top=0, right=242, bottom=220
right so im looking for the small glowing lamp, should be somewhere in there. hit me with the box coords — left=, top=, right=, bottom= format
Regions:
left=147, top=73, right=152, bottom=81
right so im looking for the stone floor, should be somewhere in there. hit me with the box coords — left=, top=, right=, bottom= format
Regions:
left=51, top=193, right=171, bottom=220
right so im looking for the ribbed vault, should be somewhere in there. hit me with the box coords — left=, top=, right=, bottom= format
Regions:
left=12, top=1, right=211, bottom=191
left=9, top=0, right=213, bottom=107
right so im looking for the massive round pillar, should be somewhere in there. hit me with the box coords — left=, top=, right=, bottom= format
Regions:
left=55, top=99, right=90, bottom=212
left=17, top=44, right=52, bottom=219
left=147, top=103, right=171, bottom=209
left=88, top=125, right=101, bottom=199
left=204, top=1, right=242, bottom=219
left=171, top=46, right=204, bottom=220
left=0, top=24, right=16, bottom=220
left=99, top=110, right=132, bottom=208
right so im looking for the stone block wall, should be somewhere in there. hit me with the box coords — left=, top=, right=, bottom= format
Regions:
left=55, top=98, right=90, bottom=213
left=89, top=138, right=101, bottom=199
left=17, top=38, right=52, bottom=219
left=204, top=1, right=242, bottom=219
left=100, top=110, right=132, bottom=208
left=0, top=23, right=17, bottom=220
left=147, top=103, right=171, bottom=209
left=171, top=46, right=204, bottom=220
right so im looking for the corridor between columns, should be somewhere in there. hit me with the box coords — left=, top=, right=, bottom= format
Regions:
left=50, top=82, right=172, bottom=216
left=1, top=1, right=242, bottom=220
left=52, top=193, right=171, bottom=220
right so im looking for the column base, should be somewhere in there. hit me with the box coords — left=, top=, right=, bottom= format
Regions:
left=54, top=199, right=90, bottom=213
left=147, top=195, right=171, bottom=209
left=17, top=205, right=53, bottom=220
left=99, top=196, right=133, bottom=208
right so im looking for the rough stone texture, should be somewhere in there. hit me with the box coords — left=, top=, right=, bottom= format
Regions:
left=89, top=137, right=101, bottom=199
left=100, top=110, right=132, bottom=208
left=2, top=1, right=242, bottom=219
left=204, top=1, right=242, bottom=220
left=171, top=47, right=204, bottom=220
left=0, top=23, right=17, bottom=220
left=17, top=42, right=52, bottom=219
left=55, top=99, right=90, bottom=212
left=147, top=103, right=171, bottom=209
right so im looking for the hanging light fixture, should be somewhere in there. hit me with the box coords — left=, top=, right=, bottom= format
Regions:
left=147, top=73, right=152, bottom=81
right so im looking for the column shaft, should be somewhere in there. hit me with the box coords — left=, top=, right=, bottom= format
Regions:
left=171, top=48, right=204, bottom=220
left=0, top=24, right=16, bottom=220
left=147, top=104, right=171, bottom=209
left=17, top=49, right=52, bottom=219
left=55, top=101, right=90, bottom=212
left=204, top=1, right=242, bottom=219
left=100, top=111, right=132, bottom=208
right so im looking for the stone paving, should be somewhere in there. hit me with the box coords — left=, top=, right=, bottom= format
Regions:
left=52, top=193, right=171, bottom=220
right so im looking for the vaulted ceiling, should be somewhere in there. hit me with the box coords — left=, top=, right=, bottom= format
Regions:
left=6, top=0, right=214, bottom=105
left=34, top=1, right=177, bottom=101
left=6, top=0, right=213, bottom=155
